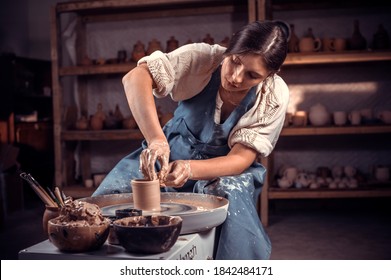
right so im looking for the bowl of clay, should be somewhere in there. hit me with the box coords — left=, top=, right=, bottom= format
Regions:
left=113, top=215, right=182, bottom=254
left=48, top=217, right=111, bottom=252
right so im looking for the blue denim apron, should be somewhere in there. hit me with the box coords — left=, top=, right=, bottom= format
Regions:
left=93, top=68, right=271, bottom=259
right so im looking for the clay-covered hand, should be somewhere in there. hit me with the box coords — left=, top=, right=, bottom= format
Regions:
left=164, top=160, right=192, bottom=188
left=139, top=140, right=170, bottom=183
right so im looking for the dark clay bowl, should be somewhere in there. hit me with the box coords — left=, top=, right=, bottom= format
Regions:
left=48, top=217, right=110, bottom=252
left=113, top=215, right=182, bottom=254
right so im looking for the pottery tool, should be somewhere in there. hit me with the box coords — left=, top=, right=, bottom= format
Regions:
left=54, top=187, right=65, bottom=207
left=19, top=172, right=58, bottom=207
left=46, top=187, right=61, bottom=207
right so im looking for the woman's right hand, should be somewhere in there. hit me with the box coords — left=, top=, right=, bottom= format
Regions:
left=139, top=140, right=170, bottom=183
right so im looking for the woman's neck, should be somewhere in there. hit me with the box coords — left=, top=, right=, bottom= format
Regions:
left=219, top=87, right=248, bottom=106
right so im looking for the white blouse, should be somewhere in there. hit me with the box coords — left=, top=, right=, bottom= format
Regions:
left=138, top=43, right=290, bottom=158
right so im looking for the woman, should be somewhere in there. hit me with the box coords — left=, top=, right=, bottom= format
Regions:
left=93, top=20, right=290, bottom=259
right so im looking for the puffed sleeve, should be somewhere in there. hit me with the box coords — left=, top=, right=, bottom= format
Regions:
left=137, top=43, right=226, bottom=101
left=229, top=75, right=290, bottom=158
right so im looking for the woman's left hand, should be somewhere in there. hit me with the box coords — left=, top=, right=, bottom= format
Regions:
left=163, top=160, right=192, bottom=188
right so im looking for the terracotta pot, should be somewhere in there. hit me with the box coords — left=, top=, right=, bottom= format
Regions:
left=166, top=36, right=179, bottom=52
left=131, top=41, right=146, bottom=62
left=90, top=115, right=104, bottom=130
left=43, top=206, right=60, bottom=237
left=146, top=39, right=162, bottom=55
left=75, top=115, right=89, bottom=130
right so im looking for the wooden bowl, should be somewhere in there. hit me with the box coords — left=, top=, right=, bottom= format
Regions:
left=113, top=215, right=182, bottom=254
left=48, top=217, right=110, bottom=252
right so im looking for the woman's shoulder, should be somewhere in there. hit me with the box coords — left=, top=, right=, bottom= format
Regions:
left=168, top=43, right=226, bottom=72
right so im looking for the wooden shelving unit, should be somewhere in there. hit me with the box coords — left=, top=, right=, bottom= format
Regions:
left=284, top=50, right=391, bottom=65
left=256, top=1, right=391, bottom=227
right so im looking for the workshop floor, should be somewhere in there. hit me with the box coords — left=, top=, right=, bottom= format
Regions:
left=1, top=197, right=390, bottom=260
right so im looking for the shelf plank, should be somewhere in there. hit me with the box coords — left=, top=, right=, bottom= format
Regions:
left=59, top=63, right=136, bottom=76
left=271, top=0, right=390, bottom=11
left=283, top=50, right=391, bottom=66
left=62, top=129, right=144, bottom=141
left=59, top=51, right=391, bottom=77
left=281, top=125, right=391, bottom=136
left=268, top=187, right=391, bottom=199
left=56, top=0, right=235, bottom=13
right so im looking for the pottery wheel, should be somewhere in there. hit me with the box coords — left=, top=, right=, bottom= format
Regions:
left=78, top=193, right=229, bottom=234
left=101, top=203, right=197, bottom=216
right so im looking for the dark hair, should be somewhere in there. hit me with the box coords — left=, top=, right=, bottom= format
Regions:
left=224, top=20, right=289, bottom=73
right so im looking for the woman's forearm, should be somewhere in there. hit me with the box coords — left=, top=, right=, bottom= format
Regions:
left=122, top=65, right=166, bottom=144
left=189, top=143, right=258, bottom=180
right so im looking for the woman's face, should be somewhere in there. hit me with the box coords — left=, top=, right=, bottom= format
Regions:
left=221, top=54, right=270, bottom=93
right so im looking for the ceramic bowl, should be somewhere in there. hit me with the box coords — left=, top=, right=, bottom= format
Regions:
left=48, top=217, right=110, bottom=252
left=113, top=215, right=182, bottom=254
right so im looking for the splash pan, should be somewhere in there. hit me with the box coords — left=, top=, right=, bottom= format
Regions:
left=78, top=193, right=229, bottom=234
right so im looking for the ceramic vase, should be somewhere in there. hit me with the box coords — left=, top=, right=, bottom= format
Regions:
left=288, top=24, right=299, bottom=52
left=349, top=20, right=367, bottom=50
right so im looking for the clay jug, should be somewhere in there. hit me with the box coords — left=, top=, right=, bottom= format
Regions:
left=309, top=103, right=330, bottom=126
left=349, top=20, right=367, bottom=50
left=299, top=28, right=322, bottom=52
left=90, top=115, right=103, bottom=130
left=288, top=24, right=299, bottom=53
left=90, top=103, right=105, bottom=130
left=166, top=36, right=179, bottom=52
left=94, top=103, right=106, bottom=121
left=146, top=39, right=162, bottom=55
left=131, top=41, right=146, bottom=62
left=202, top=34, right=215, bottom=45
left=372, top=24, right=390, bottom=50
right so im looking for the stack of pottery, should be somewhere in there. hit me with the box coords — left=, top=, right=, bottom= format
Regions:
left=309, top=103, right=330, bottom=126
